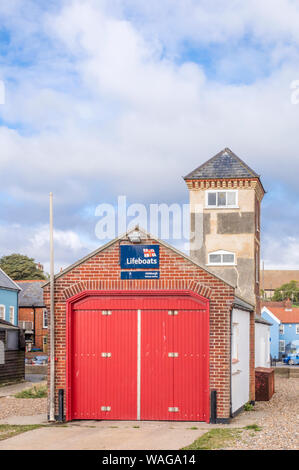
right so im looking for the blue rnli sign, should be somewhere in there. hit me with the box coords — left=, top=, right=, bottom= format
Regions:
left=120, top=245, right=159, bottom=269
left=121, top=271, right=160, bottom=280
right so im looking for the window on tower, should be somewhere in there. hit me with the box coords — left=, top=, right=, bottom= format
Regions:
left=207, top=250, right=236, bottom=266
left=206, top=190, right=238, bottom=208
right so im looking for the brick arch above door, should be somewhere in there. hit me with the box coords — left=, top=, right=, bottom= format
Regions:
left=62, top=279, right=212, bottom=301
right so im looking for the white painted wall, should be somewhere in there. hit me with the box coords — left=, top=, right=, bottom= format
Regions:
left=255, top=322, right=270, bottom=368
left=231, top=308, right=250, bottom=414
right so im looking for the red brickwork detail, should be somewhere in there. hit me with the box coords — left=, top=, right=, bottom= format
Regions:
left=43, top=239, right=237, bottom=420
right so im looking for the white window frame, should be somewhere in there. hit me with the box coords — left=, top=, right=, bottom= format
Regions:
left=207, top=250, right=236, bottom=266
left=279, top=340, right=285, bottom=353
left=296, top=324, right=299, bottom=335
left=279, top=324, right=284, bottom=335
left=43, top=309, right=48, bottom=329
left=0, top=305, right=5, bottom=320
left=9, top=306, right=14, bottom=324
left=205, top=189, right=238, bottom=209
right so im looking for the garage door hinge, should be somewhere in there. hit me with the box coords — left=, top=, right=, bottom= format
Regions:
left=101, top=352, right=112, bottom=357
left=101, top=406, right=111, bottom=411
left=168, top=310, right=178, bottom=316
left=168, top=407, right=179, bottom=412
left=102, top=310, right=112, bottom=316
left=168, top=352, right=179, bottom=357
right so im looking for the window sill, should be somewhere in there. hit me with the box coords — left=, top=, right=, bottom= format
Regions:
left=206, top=263, right=237, bottom=267
left=205, top=206, right=239, bottom=210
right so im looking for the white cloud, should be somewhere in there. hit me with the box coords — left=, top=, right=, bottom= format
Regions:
left=0, top=223, right=93, bottom=274
left=0, top=0, right=299, bottom=268
left=263, top=235, right=299, bottom=270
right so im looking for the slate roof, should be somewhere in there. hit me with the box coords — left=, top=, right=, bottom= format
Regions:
left=184, top=148, right=260, bottom=180
left=16, top=280, right=45, bottom=307
left=0, top=268, right=21, bottom=291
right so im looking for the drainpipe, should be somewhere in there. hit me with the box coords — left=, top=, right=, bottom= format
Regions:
left=230, top=307, right=233, bottom=418
left=49, top=192, right=55, bottom=422
left=32, top=306, right=36, bottom=346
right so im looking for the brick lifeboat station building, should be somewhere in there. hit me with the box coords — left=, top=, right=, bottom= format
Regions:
left=43, top=227, right=255, bottom=424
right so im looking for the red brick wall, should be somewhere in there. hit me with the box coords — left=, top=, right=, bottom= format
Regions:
left=43, top=238, right=237, bottom=420
left=18, top=307, right=48, bottom=351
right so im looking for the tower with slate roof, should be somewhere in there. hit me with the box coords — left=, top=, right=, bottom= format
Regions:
left=184, top=148, right=265, bottom=311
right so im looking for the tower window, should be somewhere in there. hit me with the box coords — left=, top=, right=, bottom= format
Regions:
left=206, top=190, right=238, bottom=208
left=207, top=250, right=236, bottom=266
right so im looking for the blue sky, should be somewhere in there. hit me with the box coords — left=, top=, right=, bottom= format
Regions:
left=0, top=0, right=299, bottom=272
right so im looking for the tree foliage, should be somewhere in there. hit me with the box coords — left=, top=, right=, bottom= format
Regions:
left=0, top=254, right=47, bottom=280
left=272, top=280, right=299, bottom=302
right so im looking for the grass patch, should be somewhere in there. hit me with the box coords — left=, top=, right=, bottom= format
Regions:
left=187, top=427, right=198, bottom=430
left=244, top=424, right=262, bottom=432
left=132, top=425, right=140, bottom=428
left=0, top=424, right=43, bottom=441
left=182, top=428, right=242, bottom=450
left=15, top=385, right=47, bottom=399
left=244, top=402, right=254, bottom=411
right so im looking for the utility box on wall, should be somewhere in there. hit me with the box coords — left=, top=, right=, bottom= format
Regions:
left=255, top=367, right=275, bottom=401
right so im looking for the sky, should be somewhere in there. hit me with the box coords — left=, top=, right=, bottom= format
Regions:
left=0, top=0, right=299, bottom=273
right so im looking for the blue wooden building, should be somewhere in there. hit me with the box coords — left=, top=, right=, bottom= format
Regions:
left=262, top=302, right=299, bottom=360
left=0, top=268, right=21, bottom=326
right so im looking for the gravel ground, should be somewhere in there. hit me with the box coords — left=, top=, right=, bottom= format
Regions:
left=0, top=396, right=47, bottom=420
left=230, top=377, right=299, bottom=450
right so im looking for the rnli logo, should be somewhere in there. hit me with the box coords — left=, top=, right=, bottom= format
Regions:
left=143, top=248, right=156, bottom=258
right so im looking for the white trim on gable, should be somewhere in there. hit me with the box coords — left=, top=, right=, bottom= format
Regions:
left=261, top=306, right=281, bottom=324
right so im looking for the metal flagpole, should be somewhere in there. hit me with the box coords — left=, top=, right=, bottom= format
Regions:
left=49, top=192, right=55, bottom=421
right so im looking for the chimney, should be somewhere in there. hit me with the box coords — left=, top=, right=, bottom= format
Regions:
left=284, top=298, right=292, bottom=311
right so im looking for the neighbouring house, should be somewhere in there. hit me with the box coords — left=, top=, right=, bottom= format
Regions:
left=43, top=226, right=255, bottom=423
left=261, top=270, right=299, bottom=299
left=0, top=267, right=21, bottom=326
left=0, top=319, right=25, bottom=384
left=16, top=280, right=48, bottom=353
left=261, top=300, right=299, bottom=360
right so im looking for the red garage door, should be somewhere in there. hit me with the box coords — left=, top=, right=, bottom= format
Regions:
left=68, top=292, right=209, bottom=422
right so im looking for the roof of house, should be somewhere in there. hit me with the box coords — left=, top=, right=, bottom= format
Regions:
left=184, top=148, right=261, bottom=181
left=0, top=268, right=21, bottom=292
left=262, top=270, right=299, bottom=290
left=233, top=296, right=254, bottom=312
left=255, top=315, right=272, bottom=326
left=0, top=318, right=19, bottom=330
left=16, top=280, right=45, bottom=307
left=262, top=306, right=299, bottom=324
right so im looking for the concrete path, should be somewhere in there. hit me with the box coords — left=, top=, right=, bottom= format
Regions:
left=0, top=410, right=259, bottom=450
left=0, top=414, right=47, bottom=425
left=0, top=379, right=46, bottom=397
left=0, top=420, right=209, bottom=450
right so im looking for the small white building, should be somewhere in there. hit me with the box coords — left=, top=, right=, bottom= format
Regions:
left=255, top=316, right=271, bottom=368
left=231, top=297, right=251, bottom=415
